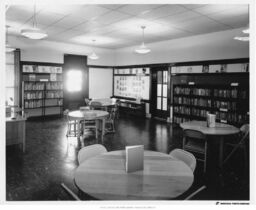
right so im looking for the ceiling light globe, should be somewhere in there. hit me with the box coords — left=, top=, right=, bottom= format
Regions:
left=21, top=28, right=48, bottom=39
left=234, top=36, right=249, bottom=41
left=88, top=52, right=99, bottom=60
left=135, top=43, right=151, bottom=54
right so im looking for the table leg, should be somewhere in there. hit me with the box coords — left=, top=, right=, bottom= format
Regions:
left=219, top=137, right=224, bottom=169
left=22, top=121, right=26, bottom=153
left=101, top=118, right=105, bottom=142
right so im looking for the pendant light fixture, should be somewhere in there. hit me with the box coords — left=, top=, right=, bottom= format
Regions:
left=21, top=5, right=47, bottom=39
left=6, top=26, right=16, bottom=52
left=234, top=7, right=249, bottom=41
left=135, top=26, right=151, bottom=54
left=88, top=40, right=99, bottom=60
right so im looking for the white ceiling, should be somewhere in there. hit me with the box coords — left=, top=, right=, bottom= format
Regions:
left=6, top=4, right=249, bottom=49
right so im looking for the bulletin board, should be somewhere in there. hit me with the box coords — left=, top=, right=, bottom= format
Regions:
left=114, top=75, right=150, bottom=100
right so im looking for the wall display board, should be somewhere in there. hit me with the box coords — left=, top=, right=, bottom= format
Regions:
left=21, top=62, right=63, bottom=117
left=113, top=68, right=150, bottom=100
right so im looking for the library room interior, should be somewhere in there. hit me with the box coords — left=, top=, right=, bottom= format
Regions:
left=3, top=1, right=254, bottom=203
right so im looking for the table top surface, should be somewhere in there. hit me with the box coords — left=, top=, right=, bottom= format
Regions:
left=90, top=98, right=116, bottom=106
left=74, top=150, right=194, bottom=200
left=68, top=110, right=109, bottom=120
left=180, top=120, right=240, bottom=135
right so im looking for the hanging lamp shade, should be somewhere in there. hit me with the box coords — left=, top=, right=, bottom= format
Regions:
left=135, top=26, right=151, bottom=54
left=234, top=7, right=249, bottom=41
left=21, top=5, right=48, bottom=40
left=88, top=40, right=99, bottom=60
left=88, top=52, right=99, bottom=60
left=21, top=28, right=48, bottom=39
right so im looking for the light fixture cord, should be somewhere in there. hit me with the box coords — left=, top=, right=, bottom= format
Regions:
left=33, top=4, right=37, bottom=28
left=6, top=26, right=9, bottom=44
left=142, top=27, right=145, bottom=45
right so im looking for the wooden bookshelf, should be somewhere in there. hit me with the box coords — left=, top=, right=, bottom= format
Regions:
left=171, top=73, right=249, bottom=127
left=20, top=62, right=63, bottom=118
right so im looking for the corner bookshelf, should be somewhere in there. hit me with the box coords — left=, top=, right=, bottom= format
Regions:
left=21, top=62, right=63, bottom=118
left=171, top=73, right=249, bottom=127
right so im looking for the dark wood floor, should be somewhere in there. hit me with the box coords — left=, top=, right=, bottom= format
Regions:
left=6, top=115, right=249, bottom=201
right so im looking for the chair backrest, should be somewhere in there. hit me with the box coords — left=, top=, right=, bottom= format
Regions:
left=169, top=148, right=197, bottom=172
left=240, top=124, right=249, bottom=136
left=78, top=144, right=107, bottom=165
left=90, top=101, right=103, bottom=110
left=183, top=129, right=206, bottom=140
left=85, top=98, right=90, bottom=106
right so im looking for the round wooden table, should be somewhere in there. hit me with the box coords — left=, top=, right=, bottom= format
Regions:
left=74, top=150, right=194, bottom=200
left=180, top=120, right=240, bottom=168
left=68, top=110, right=109, bottom=142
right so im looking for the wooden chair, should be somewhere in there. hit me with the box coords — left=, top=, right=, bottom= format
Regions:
left=183, top=129, right=207, bottom=173
left=78, top=144, right=107, bottom=165
left=105, top=105, right=117, bottom=133
left=184, top=185, right=207, bottom=200
left=63, top=109, right=79, bottom=137
left=169, top=148, right=197, bottom=173
left=80, top=112, right=98, bottom=140
left=223, top=124, right=249, bottom=167
left=90, top=101, right=105, bottom=110
left=61, top=183, right=81, bottom=201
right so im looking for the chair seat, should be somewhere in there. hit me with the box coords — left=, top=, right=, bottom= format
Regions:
left=185, top=140, right=205, bottom=154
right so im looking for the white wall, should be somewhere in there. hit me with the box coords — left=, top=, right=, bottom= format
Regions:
left=114, top=28, right=249, bottom=66
left=9, top=35, right=116, bottom=65
left=89, top=67, right=113, bottom=99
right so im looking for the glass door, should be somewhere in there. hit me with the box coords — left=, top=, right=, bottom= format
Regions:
left=151, top=68, right=169, bottom=120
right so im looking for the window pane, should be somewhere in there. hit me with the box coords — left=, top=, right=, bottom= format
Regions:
left=163, top=71, right=168, bottom=83
left=157, top=84, right=162, bottom=96
left=6, top=64, right=15, bottom=87
left=162, top=98, right=167, bottom=111
left=157, top=97, right=162, bottom=110
left=157, top=71, right=162, bottom=84
left=163, top=84, right=167, bottom=97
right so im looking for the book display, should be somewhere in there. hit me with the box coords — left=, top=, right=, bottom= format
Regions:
left=171, top=73, right=249, bottom=127
left=21, top=62, right=63, bottom=117
left=113, top=67, right=150, bottom=117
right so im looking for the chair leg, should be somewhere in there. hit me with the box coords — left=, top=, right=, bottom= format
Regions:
left=204, top=141, right=208, bottom=174
left=182, top=136, right=186, bottom=149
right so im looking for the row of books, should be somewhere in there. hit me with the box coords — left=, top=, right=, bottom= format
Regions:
left=174, top=87, right=191, bottom=95
left=191, top=108, right=207, bottom=118
left=215, top=111, right=249, bottom=124
left=46, top=82, right=63, bottom=90
left=24, top=100, right=43, bottom=108
left=174, top=106, right=191, bottom=115
left=24, top=83, right=44, bottom=90
left=174, top=97, right=211, bottom=107
left=45, top=91, right=63, bottom=99
left=192, top=88, right=211, bottom=96
left=24, top=92, right=44, bottom=100
left=214, top=101, right=237, bottom=110
left=213, top=89, right=238, bottom=98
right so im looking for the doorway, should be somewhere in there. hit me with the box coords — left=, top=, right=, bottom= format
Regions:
left=150, top=67, right=169, bottom=120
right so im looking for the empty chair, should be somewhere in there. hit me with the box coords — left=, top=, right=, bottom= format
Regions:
left=184, top=185, right=207, bottom=200
left=169, top=148, right=197, bottom=172
left=80, top=112, right=98, bottom=140
left=78, top=144, right=107, bottom=165
left=105, top=106, right=117, bottom=133
left=223, top=124, right=249, bottom=167
left=63, top=109, right=79, bottom=137
left=183, top=129, right=207, bottom=173
left=90, top=101, right=104, bottom=110
left=61, top=183, right=81, bottom=201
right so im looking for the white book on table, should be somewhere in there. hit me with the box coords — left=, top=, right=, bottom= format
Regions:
left=125, top=145, right=144, bottom=173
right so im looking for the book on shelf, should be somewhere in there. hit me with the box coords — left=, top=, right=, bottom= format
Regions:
left=29, top=74, right=36, bottom=81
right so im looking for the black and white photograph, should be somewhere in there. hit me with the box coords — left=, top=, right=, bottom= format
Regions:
left=1, top=0, right=255, bottom=208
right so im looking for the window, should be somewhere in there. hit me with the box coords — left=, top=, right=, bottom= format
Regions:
left=66, top=70, right=82, bottom=92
